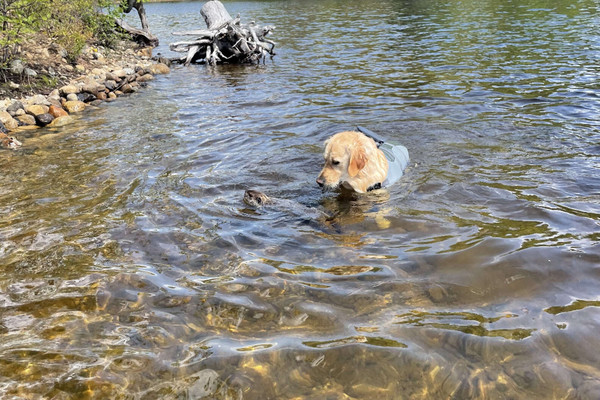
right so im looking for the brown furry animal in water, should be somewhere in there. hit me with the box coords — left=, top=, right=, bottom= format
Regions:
left=316, top=131, right=388, bottom=193
left=243, top=189, right=273, bottom=207
left=0, top=133, right=22, bottom=150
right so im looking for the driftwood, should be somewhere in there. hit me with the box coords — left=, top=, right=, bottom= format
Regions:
left=169, top=0, right=275, bottom=65
left=117, top=0, right=159, bottom=47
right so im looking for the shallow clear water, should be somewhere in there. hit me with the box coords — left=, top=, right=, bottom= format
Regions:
left=1, top=0, right=600, bottom=398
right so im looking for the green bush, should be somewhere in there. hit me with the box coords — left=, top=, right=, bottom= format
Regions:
left=0, top=0, right=125, bottom=69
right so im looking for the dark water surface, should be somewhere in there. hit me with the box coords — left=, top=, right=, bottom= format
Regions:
left=2, top=0, right=600, bottom=398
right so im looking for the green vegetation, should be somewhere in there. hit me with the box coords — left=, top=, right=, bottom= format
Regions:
left=0, top=0, right=126, bottom=70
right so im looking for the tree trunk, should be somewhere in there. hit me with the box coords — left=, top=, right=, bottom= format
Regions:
left=133, top=1, right=150, bottom=32
left=120, top=0, right=158, bottom=46
left=200, top=0, right=233, bottom=30
left=169, top=0, right=275, bottom=65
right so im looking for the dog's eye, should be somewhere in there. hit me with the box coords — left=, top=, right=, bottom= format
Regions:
left=332, top=160, right=340, bottom=166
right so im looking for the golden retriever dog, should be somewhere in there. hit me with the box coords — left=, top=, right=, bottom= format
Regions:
left=316, top=131, right=389, bottom=193
left=316, top=129, right=410, bottom=193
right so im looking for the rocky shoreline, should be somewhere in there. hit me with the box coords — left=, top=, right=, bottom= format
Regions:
left=0, top=41, right=171, bottom=149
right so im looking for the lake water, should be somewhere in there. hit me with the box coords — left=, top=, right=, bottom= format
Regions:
left=1, top=0, right=600, bottom=398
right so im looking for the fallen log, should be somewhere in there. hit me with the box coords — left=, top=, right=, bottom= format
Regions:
left=116, top=19, right=159, bottom=47
left=169, top=0, right=275, bottom=65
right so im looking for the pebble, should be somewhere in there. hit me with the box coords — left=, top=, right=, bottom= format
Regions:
left=148, top=63, right=171, bottom=75
left=0, top=112, right=19, bottom=131
left=63, top=101, right=86, bottom=113
left=17, top=114, right=36, bottom=125
left=66, top=93, right=79, bottom=102
left=77, top=93, right=97, bottom=103
left=6, top=101, right=24, bottom=116
left=10, top=59, right=24, bottom=75
left=24, top=68, right=37, bottom=77
left=48, top=115, right=75, bottom=127
left=35, top=113, right=54, bottom=127
left=121, top=84, right=135, bottom=94
left=25, top=105, right=49, bottom=116
left=60, top=84, right=79, bottom=95
left=137, top=73, right=154, bottom=83
left=104, top=80, right=117, bottom=91
left=48, top=105, right=68, bottom=118
left=29, top=94, right=49, bottom=105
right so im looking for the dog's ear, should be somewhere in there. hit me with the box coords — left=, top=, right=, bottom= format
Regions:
left=323, top=138, right=332, bottom=156
left=348, top=145, right=367, bottom=177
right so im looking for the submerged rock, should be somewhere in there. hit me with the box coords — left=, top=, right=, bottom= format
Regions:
left=48, top=115, right=75, bottom=127
left=148, top=63, right=170, bottom=75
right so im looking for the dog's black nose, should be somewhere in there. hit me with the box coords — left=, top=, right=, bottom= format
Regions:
left=316, top=177, right=324, bottom=187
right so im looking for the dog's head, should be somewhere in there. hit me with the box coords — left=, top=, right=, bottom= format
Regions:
left=316, top=131, right=388, bottom=193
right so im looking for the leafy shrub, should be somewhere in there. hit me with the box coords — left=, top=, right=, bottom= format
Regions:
left=0, top=0, right=126, bottom=69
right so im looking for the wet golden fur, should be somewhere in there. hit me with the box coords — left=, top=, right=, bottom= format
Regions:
left=316, top=131, right=388, bottom=193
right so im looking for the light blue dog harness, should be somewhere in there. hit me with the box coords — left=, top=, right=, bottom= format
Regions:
left=356, top=126, right=410, bottom=191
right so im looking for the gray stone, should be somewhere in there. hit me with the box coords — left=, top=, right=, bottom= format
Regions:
left=121, top=84, right=135, bottom=94
left=77, top=92, right=96, bottom=103
left=66, top=93, right=79, bottom=102
left=35, top=113, right=54, bottom=127
left=17, top=114, right=36, bottom=126
left=60, top=84, right=79, bottom=95
left=9, top=59, right=24, bottom=75
left=6, top=101, right=24, bottom=116
left=114, top=69, right=128, bottom=78
left=24, top=68, right=37, bottom=77
left=30, top=94, right=49, bottom=105
left=104, top=79, right=117, bottom=91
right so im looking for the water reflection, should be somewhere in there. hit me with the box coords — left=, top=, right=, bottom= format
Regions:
left=1, top=0, right=600, bottom=398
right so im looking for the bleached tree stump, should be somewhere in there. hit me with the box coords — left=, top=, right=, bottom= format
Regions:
left=169, top=0, right=275, bottom=65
